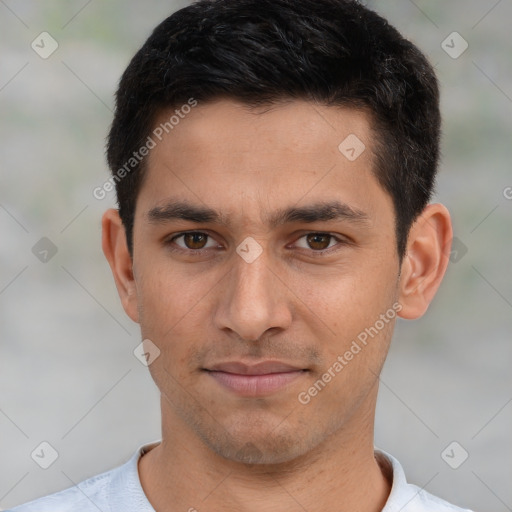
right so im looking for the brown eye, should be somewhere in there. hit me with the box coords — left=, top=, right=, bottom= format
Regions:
left=306, top=233, right=333, bottom=250
left=168, top=232, right=217, bottom=252
left=293, top=232, right=346, bottom=256
left=182, top=232, right=209, bottom=249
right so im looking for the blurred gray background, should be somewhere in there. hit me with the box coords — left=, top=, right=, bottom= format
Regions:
left=1, top=1, right=511, bottom=511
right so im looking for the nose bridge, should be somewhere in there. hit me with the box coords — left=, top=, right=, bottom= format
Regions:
left=234, top=247, right=273, bottom=301
left=216, top=240, right=291, bottom=341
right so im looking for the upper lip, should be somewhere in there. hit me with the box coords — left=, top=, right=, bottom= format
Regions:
left=205, top=361, right=306, bottom=375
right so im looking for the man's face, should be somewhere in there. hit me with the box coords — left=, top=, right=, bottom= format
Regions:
left=130, top=99, right=401, bottom=464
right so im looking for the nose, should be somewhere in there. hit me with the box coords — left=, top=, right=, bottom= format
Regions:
left=214, top=243, right=293, bottom=342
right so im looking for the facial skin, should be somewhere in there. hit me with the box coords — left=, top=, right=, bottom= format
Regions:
left=102, top=99, right=452, bottom=512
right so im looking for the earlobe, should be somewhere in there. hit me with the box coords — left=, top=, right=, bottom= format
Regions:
left=397, top=203, right=453, bottom=320
left=101, top=209, right=140, bottom=324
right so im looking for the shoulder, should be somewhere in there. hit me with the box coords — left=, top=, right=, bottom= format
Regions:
left=376, top=449, right=475, bottom=512
left=6, top=469, right=114, bottom=512
left=6, top=441, right=159, bottom=512
left=403, top=484, right=474, bottom=512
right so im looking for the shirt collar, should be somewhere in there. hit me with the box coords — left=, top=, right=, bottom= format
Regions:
left=110, top=442, right=436, bottom=512
left=108, top=440, right=160, bottom=512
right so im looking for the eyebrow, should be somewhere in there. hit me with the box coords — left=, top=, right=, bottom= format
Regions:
left=146, top=199, right=371, bottom=229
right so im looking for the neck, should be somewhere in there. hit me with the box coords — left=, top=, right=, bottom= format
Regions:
left=139, top=385, right=391, bottom=512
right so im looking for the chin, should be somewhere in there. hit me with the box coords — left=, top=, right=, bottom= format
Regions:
left=200, top=421, right=315, bottom=466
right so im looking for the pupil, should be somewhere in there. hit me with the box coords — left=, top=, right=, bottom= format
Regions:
left=186, top=233, right=206, bottom=249
left=308, top=233, right=329, bottom=250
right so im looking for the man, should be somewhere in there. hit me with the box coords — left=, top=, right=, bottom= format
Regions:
left=8, top=0, right=474, bottom=510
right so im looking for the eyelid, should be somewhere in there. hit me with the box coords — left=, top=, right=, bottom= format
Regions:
left=167, top=230, right=221, bottom=251
left=291, top=232, right=348, bottom=253
left=165, top=230, right=349, bottom=255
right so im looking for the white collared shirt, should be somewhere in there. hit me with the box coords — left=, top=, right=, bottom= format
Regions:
left=7, top=441, right=474, bottom=512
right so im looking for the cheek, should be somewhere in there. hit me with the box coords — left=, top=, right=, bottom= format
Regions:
left=137, top=260, right=204, bottom=326
left=305, top=256, right=394, bottom=312
left=298, top=260, right=398, bottom=354
left=136, top=269, right=179, bottom=349
left=135, top=264, right=215, bottom=370
left=299, top=274, right=397, bottom=411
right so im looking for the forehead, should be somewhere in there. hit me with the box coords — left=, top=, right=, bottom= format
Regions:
left=149, top=99, right=374, bottom=159
left=137, top=99, right=391, bottom=229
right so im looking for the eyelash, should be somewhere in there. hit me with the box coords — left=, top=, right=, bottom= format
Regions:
left=164, top=231, right=348, bottom=257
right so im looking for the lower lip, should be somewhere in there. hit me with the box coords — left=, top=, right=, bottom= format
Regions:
left=206, top=370, right=306, bottom=397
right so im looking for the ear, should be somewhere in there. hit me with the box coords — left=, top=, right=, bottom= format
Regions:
left=101, top=208, right=139, bottom=324
left=397, top=203, right=453, bottom=320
